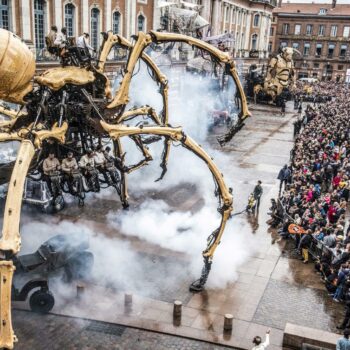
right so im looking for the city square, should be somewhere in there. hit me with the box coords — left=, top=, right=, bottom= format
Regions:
left=1, top=0, right=350, bottom=349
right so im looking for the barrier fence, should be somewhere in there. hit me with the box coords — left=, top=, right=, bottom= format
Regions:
left=275, top=198, right=334, bottom=260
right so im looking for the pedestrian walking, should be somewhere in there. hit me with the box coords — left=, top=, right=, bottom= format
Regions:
left=277, top=164, right=291, bottom=195
left=298, top=230, right=312, bottom=264
left=253, top=180, right=263, bottom=210
left=293, top=117, right=302, bottom=137
left=281, top=99, right=286, bottom=117
left=298, top=102, right=303, bottom=115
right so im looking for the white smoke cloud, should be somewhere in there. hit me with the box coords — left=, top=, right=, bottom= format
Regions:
left=6, top=46, right=255, bottom=302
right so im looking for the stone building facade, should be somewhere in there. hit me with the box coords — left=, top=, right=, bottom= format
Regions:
left=0, top=0, right=154, bottom=56
left=153, top=0, right=276, bottom=61
left=202, top=0, right=276, bottom=60
left=0, top=0, right=276, bottom=73
left=272, top=1, right=350, bottom=81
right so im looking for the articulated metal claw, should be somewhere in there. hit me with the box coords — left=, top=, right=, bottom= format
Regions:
left=217, top=121, right=245, bottom=146
left=189, top=257, right=212, bottom=292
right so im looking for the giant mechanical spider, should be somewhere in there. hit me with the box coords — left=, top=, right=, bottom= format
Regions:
left=0, top=28, right=250, bottom=348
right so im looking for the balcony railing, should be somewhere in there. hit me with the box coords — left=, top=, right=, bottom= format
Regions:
left=277, top=33, right=350, bottom=42
left=33, top=46, right=129, bottom=63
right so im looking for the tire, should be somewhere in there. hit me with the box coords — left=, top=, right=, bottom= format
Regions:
left=54, top=195, right=65, bottom=212
left=29, top=290, right=55, bottom=313
left=65, top=251, right=94, bottom=281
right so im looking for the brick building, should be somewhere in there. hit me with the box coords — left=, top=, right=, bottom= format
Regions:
left=0, top=0, right=154, bottom=57
left=272, top=0, right=350, bottom=81
left=203, top=0, right=276, bottom=60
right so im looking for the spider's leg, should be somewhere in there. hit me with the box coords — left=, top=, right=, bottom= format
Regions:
left=118, top=107, right=173, bottom=181
left=0, top=118, right=20, bottom=132
left=0, top=123, right=67, bottom=348
left=117, top=106, right=162, bottom=125
left=101, top=121, right=233, bottom=292
left=0, top=139, right=35, bottom=349
left=113, top=138, right=129, bottom=209
left=124, top=135, right=153, bottom=174
left=110, top=31, right=251, bottom=145
left=155, top=137, right=171, bottom=182
left=0, top=105, right=27, bottom=120
left=0, top=130, right=27, bottom=142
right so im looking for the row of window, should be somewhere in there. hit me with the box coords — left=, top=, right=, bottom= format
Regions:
left=0, top=0, right=146, bottom=50
left=224, top=7, right=248, bottom=26
left=224, top=9, right=265, bottom=30
left=280, top=41, right=348, bottom=58
left=299, top=62, right=344, bottom=71
left=282, top=23, right=350, bottom=37
left=0, top=0, right=10, bottom=30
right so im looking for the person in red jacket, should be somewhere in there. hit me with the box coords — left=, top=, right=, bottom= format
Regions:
left=333, top=173, right=341, bottom=189
left=328, top=203, right=337, bottom=224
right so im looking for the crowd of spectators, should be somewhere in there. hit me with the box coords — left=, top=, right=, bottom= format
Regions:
left=269, top=82, right=350, bottom=322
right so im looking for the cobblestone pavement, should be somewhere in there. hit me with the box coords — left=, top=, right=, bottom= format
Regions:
left=13, top=310, right=235, bottom=350
left=253, top=279, right=341, bottom=332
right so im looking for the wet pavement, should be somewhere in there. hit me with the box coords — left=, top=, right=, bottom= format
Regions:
left=9, top=102, right=344, bottom=349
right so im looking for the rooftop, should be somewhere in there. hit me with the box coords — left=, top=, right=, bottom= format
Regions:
left=273, top=3, right=350, bottom=16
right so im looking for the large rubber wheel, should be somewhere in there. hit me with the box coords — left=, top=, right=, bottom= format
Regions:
left=54, top=195, right=65, bottom=212
left=29, top=290, right=55, bottom=313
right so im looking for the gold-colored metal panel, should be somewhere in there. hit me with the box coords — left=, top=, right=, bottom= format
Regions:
left=0, top=261, right=16, bottom=349
left=33, top=122, right=68, bottom=148
left=0, top=106, right=26, bottom=120
left=0, top=29, right=35, bottom=104
left=107, top=32, right=152, bottom=109
left=0, top=140, right=35, bottom=253
left=35, top=67, right=95, bottom=91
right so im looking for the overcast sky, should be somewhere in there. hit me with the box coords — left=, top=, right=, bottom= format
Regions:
left=282, top=0, right=349, bottom=3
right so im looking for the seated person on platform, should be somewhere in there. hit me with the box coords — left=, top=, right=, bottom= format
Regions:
left=103, top=146, right=121, bottom=184
left=43, top=152, right=61, bottom=195
left=94, top=145, right=110, bottom=184
left=77, top=33, right=95, bottom=57
left=62, top=151, right=80, bottom=192
left=45, top=25, right=58, bottom=55
left=54, top=27, right=67, bottom=57
left=79, top=149, right=95, bottom=171
left=79, top=149, right=99, bottom=191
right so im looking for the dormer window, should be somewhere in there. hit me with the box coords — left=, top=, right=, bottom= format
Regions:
left=319, top=8, right=327, bottom=15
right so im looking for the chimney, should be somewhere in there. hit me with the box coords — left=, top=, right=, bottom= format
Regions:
left=332, top=0, right=336, bottom=9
